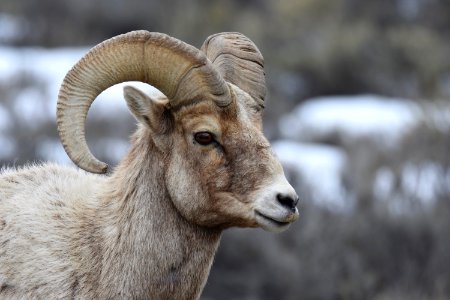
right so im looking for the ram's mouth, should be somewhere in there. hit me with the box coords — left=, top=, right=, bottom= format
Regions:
left=256, top=211, right=290, bottom=226
left=255, top=211, right=291, bottom=232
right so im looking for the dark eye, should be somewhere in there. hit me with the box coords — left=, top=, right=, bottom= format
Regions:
left=194, top=132, right=214, bottom=146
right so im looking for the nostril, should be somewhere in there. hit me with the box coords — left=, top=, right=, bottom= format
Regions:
left=277, top=193, right=298, bottom=212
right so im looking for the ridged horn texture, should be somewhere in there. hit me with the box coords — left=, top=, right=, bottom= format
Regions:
left=57, top=30, right=230, bottom=174
left=201, top=32, right=266, bottom=108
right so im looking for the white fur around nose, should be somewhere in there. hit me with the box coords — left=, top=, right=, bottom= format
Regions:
left=252, top=172, right=299, bottom=232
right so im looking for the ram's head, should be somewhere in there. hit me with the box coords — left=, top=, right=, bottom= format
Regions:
left=57, top=31, right=299, bottom=232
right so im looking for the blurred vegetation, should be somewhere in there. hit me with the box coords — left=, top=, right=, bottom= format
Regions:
left=1, top=0, right=450, bottom=299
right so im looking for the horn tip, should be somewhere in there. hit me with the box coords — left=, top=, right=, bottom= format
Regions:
left=88, top=162, right=109, bottom=174
left=77, top=158, right=108, bottom=174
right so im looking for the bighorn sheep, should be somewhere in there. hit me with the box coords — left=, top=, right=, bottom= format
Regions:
left=0, top=31, right=299, bottom=299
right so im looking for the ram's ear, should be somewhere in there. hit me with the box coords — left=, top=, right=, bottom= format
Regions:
left=123, top=85, right=171, bottom=132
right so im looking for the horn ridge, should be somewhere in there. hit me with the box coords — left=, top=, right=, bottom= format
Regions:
left=57, top=30, right=229, bottom=173
left=201, top=32, right=266, bottom=107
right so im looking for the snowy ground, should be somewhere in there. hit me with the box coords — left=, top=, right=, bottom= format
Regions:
left=279, top=95, right=421, bottom=144
left=1, top=45, right=449, bottom=210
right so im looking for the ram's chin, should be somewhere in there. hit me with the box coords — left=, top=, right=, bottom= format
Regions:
left=255, top=211, right=292, bottom=233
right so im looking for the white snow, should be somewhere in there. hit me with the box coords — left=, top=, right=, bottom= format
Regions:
left=279, top=95, right=421, bottom=143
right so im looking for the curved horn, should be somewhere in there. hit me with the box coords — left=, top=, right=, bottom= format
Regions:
left=57, top=31, right=230, bottom=174
left=201, top=32, right=266, bottom=108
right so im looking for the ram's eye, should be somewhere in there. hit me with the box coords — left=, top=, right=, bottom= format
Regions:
left=194, top=132, right=214, bottom=146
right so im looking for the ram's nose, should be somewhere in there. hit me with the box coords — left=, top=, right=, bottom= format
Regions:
left=253, top=176, right=300, bottom=232
left=277, top=193, right=299, bottom=213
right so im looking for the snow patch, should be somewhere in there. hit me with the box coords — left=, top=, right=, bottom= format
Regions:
left=280, top=95, right=420, bottom=143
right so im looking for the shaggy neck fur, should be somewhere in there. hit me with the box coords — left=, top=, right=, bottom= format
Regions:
left=82, top=129, right=222, bottom=299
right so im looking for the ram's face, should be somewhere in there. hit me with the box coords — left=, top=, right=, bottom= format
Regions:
left=165, top=85, right=299, bottom=232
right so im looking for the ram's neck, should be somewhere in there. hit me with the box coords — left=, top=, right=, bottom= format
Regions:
left=93, top=128, right=222, bottom=299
